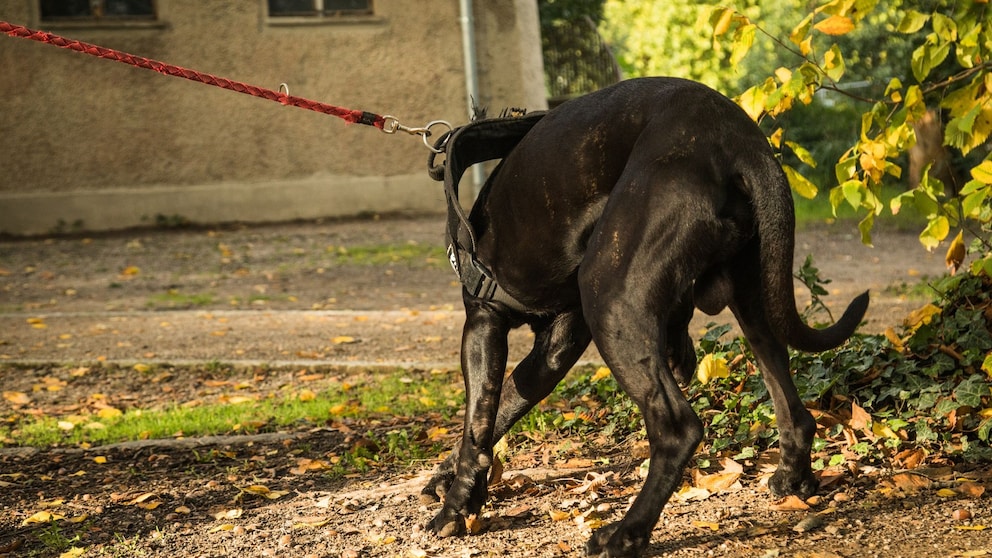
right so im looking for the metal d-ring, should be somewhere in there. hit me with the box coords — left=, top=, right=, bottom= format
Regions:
left=380, top=116, right=452, bottom=154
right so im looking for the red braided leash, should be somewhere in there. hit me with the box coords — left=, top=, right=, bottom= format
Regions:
left=0, top=20, right=386, bottom=129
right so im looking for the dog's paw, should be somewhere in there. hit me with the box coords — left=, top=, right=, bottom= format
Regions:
left=768, top=467, right=819, bottom=500
left=585, top=523, right=647, bottom=557
left=428, top=507, right=466, bottom=538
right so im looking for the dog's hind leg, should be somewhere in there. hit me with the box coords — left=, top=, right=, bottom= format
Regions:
left=421, top=310, right=592, bottom=503
left=578, top=204, right=715, bottom=557
left=727, top=250, right=819, bottom=499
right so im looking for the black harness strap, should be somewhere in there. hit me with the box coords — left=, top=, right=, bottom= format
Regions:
left=427, top=112, right=546, bottom=311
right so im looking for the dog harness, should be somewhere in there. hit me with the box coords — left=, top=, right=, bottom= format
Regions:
left=428, top=111, right=546, bottom=312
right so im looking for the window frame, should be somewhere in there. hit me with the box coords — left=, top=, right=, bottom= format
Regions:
left=265, top=0, right=380, bottom=26
left=37, top=0, right=163, bottom=29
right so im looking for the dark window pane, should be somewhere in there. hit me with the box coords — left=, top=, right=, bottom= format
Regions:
left=104, top=0, right=155, bottom=16
left=268, top=0, right=315, bottom=16
left=40, top=0, right=92, bottom=19
left=323, top=0, right=371, bottom=13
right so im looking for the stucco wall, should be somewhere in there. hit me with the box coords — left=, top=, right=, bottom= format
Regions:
left=0, top=0, right=546, bottom=234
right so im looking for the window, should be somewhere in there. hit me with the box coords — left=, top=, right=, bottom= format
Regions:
left=267, top=0, right=373, bottom=18
left=40, top=0, right=156, bottom=21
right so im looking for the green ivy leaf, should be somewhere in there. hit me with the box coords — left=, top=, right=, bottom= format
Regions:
left=954, top=374, right=987, bottom=407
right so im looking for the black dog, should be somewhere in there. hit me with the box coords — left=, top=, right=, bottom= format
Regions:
left=422, top=77, right=869, bottom=557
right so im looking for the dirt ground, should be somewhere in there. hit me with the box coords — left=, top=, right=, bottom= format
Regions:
left=1, top=213, right=989, bottom=558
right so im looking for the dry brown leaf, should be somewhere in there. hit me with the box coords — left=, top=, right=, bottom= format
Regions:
left=958, top=481, right=986, bottom=499
left=693, top=470, right=741, bottom=493
left=888, top=472, right=932, bottom=494
left=770, top=495, right=810, bottom=511
left=850, top=401, right=871, bottom=430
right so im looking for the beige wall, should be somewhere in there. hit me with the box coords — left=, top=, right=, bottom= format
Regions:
left=0, top=0, right=546, bottom=235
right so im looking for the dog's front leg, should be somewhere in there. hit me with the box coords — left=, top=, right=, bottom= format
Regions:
left=428, top=299, right=511, bottom=537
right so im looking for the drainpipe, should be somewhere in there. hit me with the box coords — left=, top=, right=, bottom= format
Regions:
left=458, top=0, right=485, bottom=196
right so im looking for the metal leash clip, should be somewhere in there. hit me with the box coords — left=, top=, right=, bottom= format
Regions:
left=380, top=116, right=452, bottom=153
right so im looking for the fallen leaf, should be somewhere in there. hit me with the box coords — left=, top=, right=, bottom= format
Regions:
left=97, top=407, right=123, bottom=419
left=693, top=470, right=741, bottom=493
left=332, top=336, right=357, bottom=344
left=212, top=508, right=243, bottom=520
left=3, top=391, right=30, bottom=406
left=548, top=509, right=570, bottom=522
left=770, top=495, right=810, bottom=511
left=22, top=510, right=65, bottom=525
left=850, top=401, right=871, bottom=430
left=958, top=481, right=986, bottom=499
left=93, top=456, right=107, bottom=464
left=59, top=547, right=87, bottom=558
left=209, top=523, right=235, bottom=533
left=691, top=520, right=720, bottom=531
left=888, top=472, right=932, bottom=494
left=242, top=485, right=289, bottom=499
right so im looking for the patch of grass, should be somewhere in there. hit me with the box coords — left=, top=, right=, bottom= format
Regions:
left=145, top=289, right=215, bottom=309
left=1, top=367, right=464, bottom=448
left=327, top=243, right=447, bottom=268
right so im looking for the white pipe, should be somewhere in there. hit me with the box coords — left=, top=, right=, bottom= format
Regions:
left=458, top=0, right=486, bottom=196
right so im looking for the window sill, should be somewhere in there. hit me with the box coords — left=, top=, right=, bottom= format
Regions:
left=265, top=15, right=386, bottom=27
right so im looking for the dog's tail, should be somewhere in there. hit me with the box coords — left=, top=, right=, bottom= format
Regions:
left=743, top=155, right=869, bottom=353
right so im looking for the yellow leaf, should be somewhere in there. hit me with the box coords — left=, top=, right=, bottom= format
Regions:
left=59, top=547, right=87, bottom=558
left=591, top=366, right=612, bottom=382
left=697, top=354, right=729, bottom=384
left=905, top=303, right=941, bottom=331
left=954, top=525, right=987, bottom=531
left=3, top=391, right=31, bottom=406
left=332, top=336, right=357, bottom=344
left=209, top=523, right=235, bottom=533
left=814, top=15, right=855, bottom=35
left=175, top=506, right=191, bottom=514
left=548, top=509, right=570, bottom=522
left=937, top=488, right=958, bottom=498
left=133, top=363, right=151, bottom=373
left=22, top=510, right=65, bottom=525
left=137, top=501, right=162, bottom=510
left=120, top=265, right=140, bottom=277
left=884, top=327, right=904, bottom=351
left=243, top=485, right=289, bottom=499
left=691, top=520, right=720, bottom=531
left=871, top=421, right=900, bottom=440
left=93, top=456, right=107, bottom=464
left=298, top=389, right=317, bottom=402
left=97, top=407, right=123, bottom=419
left=129, top=492, right=157, bottom=504
left=711, top=7, right=734, bottom=37
left=946, top=230, right=966, bottom=274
